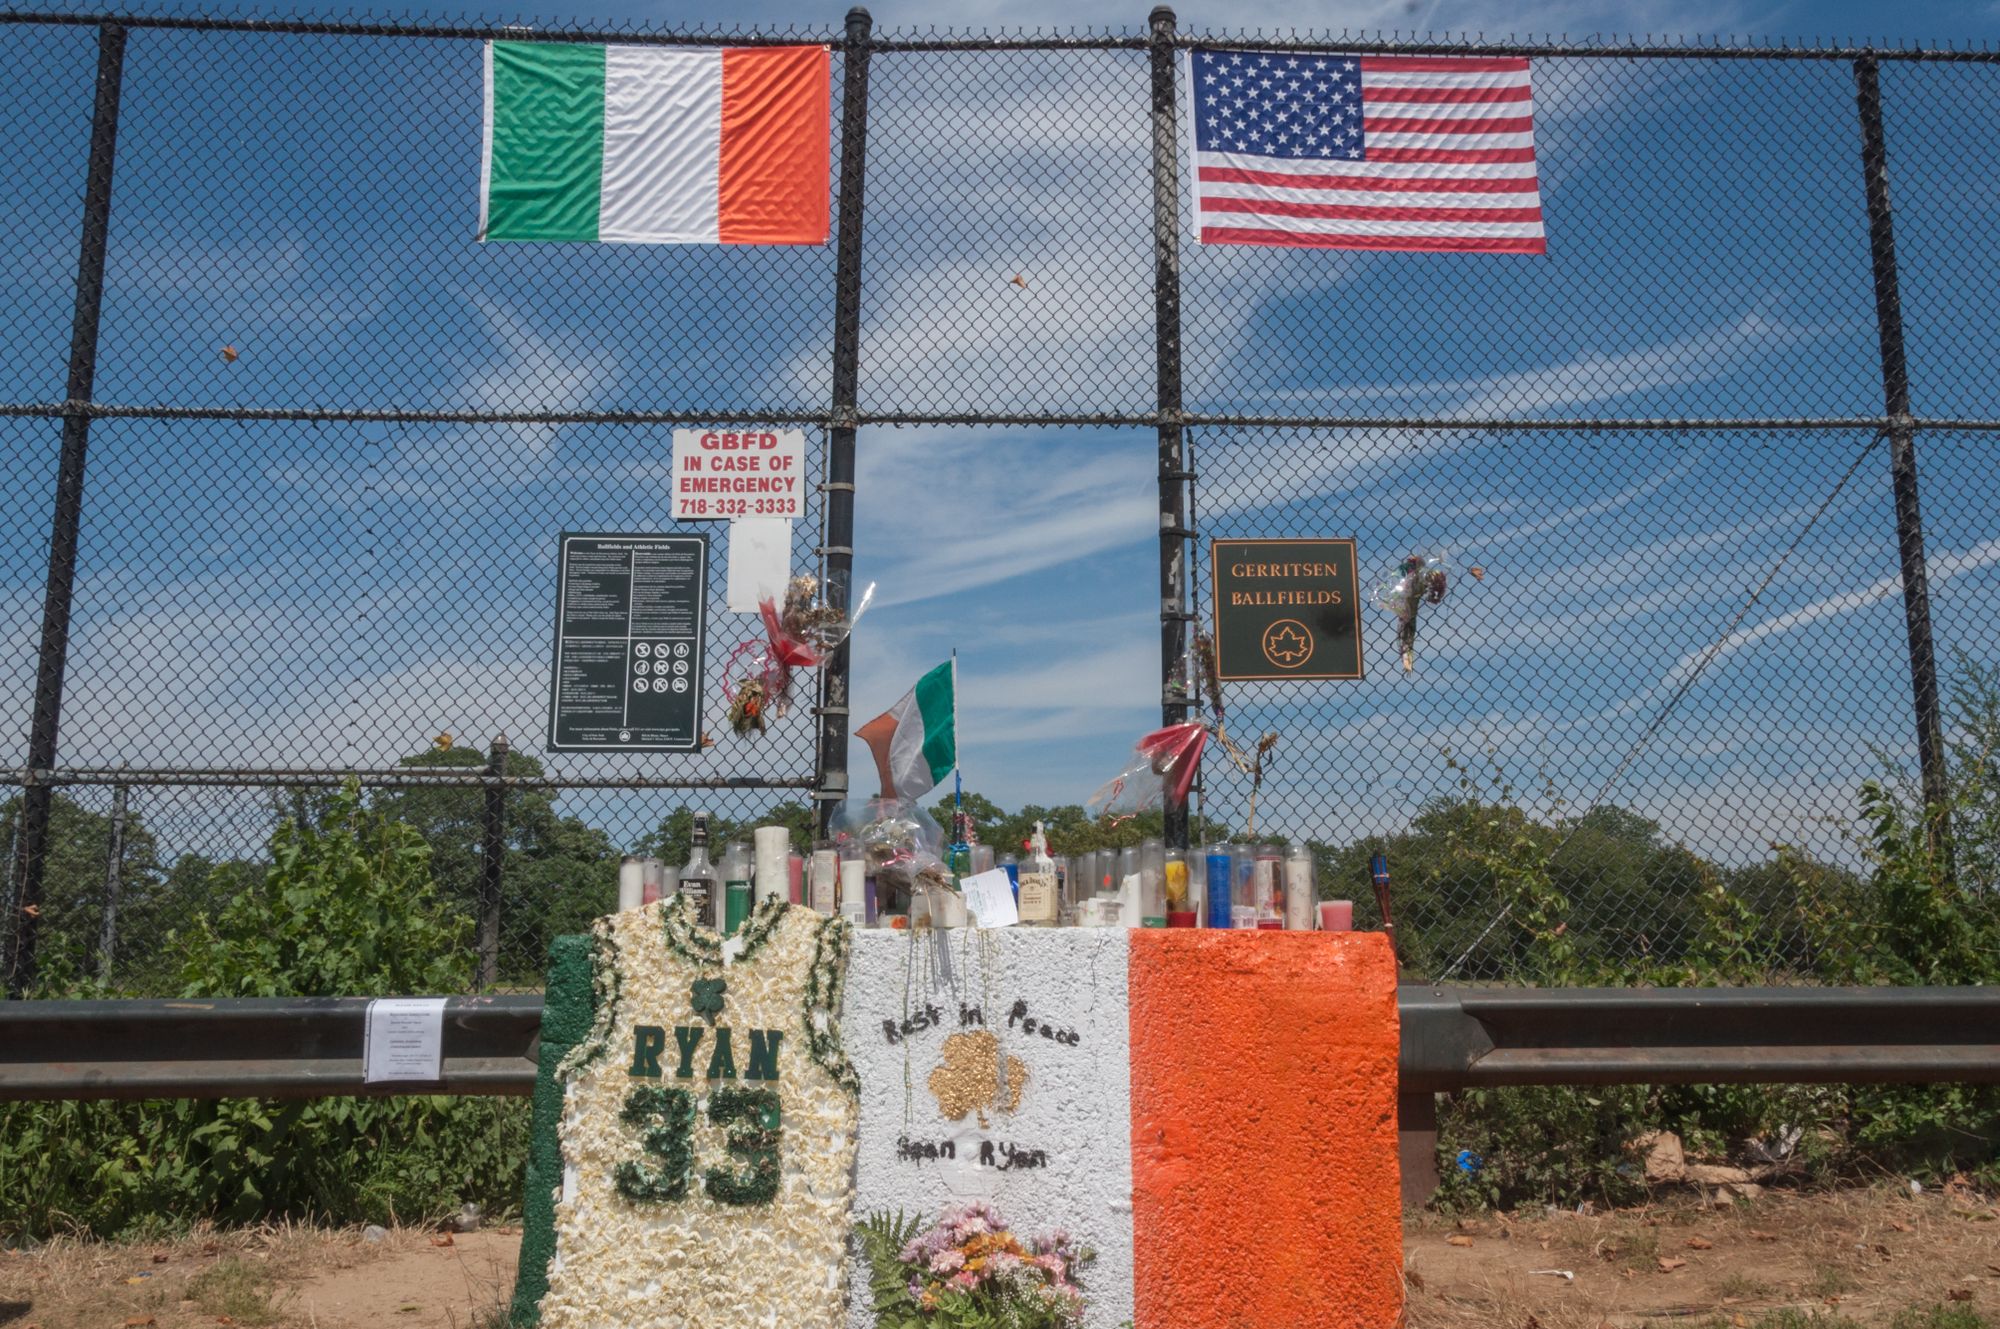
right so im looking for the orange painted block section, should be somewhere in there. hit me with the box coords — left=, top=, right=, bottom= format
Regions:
left=1128, top=930, right=1402, bottom=1329
left=718, top=46, right=830, bottom=244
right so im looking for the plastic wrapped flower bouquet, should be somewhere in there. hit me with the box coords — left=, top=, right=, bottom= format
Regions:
left=858, top=1201, right=1094, bottom=1329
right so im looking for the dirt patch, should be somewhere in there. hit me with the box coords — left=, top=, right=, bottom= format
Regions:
left=1, top=1186, right=1993, bottom=1328
left=0, top=1224, right=522, bottom=1329
left=291, top=1230, right=518, bottom=1329
left=1405, top=1184, right=2000, bottom=1328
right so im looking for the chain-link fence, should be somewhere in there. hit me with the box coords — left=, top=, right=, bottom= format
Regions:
left=2, top=9, right=1996, bottom=991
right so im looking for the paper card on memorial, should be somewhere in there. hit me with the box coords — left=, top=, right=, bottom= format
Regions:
left=363, top=997, right=448, bottom=1083
left=726, top=517, right=792, bottom=613
left=960, top=868, right=1019, bottom=929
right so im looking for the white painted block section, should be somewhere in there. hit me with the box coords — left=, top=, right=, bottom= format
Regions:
left=842, top=928, right=1135, bottom=1329
left=599, top=46, right=722, bottom=244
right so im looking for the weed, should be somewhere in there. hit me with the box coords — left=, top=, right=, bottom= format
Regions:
left=1715, top=1271, right=1772, bottom=1298
left=1889, top=1307, right=1993, bottom=1329
left=186, top=1257, right=286, bottom=1326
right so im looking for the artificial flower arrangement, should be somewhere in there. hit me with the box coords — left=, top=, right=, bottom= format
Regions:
left=725, top=574, right=876, bottom=735
left=859, top=1201, right=1093, bottom=1329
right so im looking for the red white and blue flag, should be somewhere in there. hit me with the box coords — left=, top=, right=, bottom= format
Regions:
left=1187, top=48, right=1547, bottom=254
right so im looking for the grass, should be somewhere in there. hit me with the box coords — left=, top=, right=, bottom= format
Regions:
left=1889, top=1308, right=1992, bottom=1329
left=1674, top=1310, right=1992, bottom=1329
left=1810, top=1264, right=1860, bottom=1298
left=1717, top=1271, right=1775, bottom=1298
left=1676, top=1315, right=1865, bottom=1328
left=185, top=1256, right=287, bottom=1327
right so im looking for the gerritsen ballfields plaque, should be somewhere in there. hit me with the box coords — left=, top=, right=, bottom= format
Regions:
left=1210, top=538, right=1363, bottom=681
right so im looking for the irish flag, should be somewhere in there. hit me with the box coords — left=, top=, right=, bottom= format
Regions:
left=856, top=660, right=956, bottom=802
left=479, top=42, right=830, bottom=244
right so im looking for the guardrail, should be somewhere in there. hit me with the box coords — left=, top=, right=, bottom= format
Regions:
left=0, top=995, right=544, bottom=1101
left=1399, top=984, right=2000, bottom=1089
left=7, top=986, right=1994, bottom=1203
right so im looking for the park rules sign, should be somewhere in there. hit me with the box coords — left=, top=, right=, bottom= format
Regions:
left=1211, top=538, right=1363, bottom=681
left=547, top=533, right=708, bottom=752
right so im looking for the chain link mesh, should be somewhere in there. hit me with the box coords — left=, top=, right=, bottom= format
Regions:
left=2, top=13, right=1996, bottom=990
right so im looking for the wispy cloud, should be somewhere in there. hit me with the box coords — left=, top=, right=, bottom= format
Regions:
left=1258, top=313, right=1854, bottom=419
left=856, top=429, right=1158, bottom=608
left=1652, top=536, right=2000, bottom=696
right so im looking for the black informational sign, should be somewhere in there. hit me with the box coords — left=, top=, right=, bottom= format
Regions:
left=1210, top=538, right=1363, bottom=681
left=547, top=533, right=708, bottom=752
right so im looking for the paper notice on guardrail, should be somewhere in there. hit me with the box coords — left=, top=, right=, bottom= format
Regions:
left=363, top=997, right=447, bottom=1083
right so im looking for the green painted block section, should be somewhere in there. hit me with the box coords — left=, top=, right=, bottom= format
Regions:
left=508, top=934, right=596, bottom=1328
left=485, top=42, right=604, bottom=242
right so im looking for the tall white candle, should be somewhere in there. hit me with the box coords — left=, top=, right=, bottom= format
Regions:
left=617, top=855, right=644, bottom=912
left=1283, top=853, right=1316, bottom=931
left=838, top=857, right=866, bottom=921
left=809, top=849, right=839, bottom=915
left=753, top=826, right=791, bottom=905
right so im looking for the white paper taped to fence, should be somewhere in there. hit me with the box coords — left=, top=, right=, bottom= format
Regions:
left=726, top=516, right=793, bottom=613
left=363, top=997, right=447, bottom=1083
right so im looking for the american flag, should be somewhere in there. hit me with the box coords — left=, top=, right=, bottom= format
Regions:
left=1188, top=48, right=1546, bottom=254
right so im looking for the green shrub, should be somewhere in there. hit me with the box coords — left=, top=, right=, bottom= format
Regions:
left=1, top=781, right=528, bottom=1240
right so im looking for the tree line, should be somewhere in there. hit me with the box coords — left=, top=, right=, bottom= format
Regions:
left=10, top=654, right=2000, bottom=992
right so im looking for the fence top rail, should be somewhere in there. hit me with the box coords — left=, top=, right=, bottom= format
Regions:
left=2, top=767, right=818, bottom=790
left=5, top=6, right=2000, bottom=62
left=11, top=402, right=2000, bottom=434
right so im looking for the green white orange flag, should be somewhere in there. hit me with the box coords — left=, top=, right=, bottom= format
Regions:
left=479, top=41, right=830, bottom=244
left=856, top=661, right=956, bottom=802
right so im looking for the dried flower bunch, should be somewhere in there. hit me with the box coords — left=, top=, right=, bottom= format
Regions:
left=1374, top=548, right=1452, bottom=673
left=727, top=676, right=769, bottom=735
left=724, top=576, right=873, bottom=740
left=860, top=1202, right=1093, bottom=1329
left=779, top=574, right=848, bottom=656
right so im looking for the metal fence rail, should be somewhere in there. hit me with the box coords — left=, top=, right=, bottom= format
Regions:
left=2, top=6, right=1998, bottom=993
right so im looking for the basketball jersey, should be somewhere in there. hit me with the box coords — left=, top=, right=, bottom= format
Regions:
left=537, top=895, right=859, bottom=1329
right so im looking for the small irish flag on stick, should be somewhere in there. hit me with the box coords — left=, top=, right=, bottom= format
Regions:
left=856, top=661, right=957, bottom=802
left=480, top=42, right=830, bottom=244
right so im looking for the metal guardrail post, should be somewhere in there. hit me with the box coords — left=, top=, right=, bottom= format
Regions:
left=1148, top=6, right=1192, bottom=852
left=6, top=23, right=128, bottom=997
left=1853, top=56, right=1952, bottom=857
left=95, top=781, right=128, bottom=980
left=477, top=736, right=508, bottom=989
left=815, top=6, right=873, bottom=836
left=1397, top=1090, right=1440, bottom=1210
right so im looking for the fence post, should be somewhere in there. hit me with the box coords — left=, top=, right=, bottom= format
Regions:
left=4, top=24, right=128, bottom=997
left=95, top=782, right=128, bottom=981
left=816, top=6, right=873, bottom=836
left=1147, top=6, right=1192, bottom=852
left=1852, top=57, right=1952, bottom=854
left=478, top=736, right=509, bottom=990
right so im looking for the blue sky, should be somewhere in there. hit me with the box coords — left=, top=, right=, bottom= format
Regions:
left=3, top=0, right=1999, bottom=866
